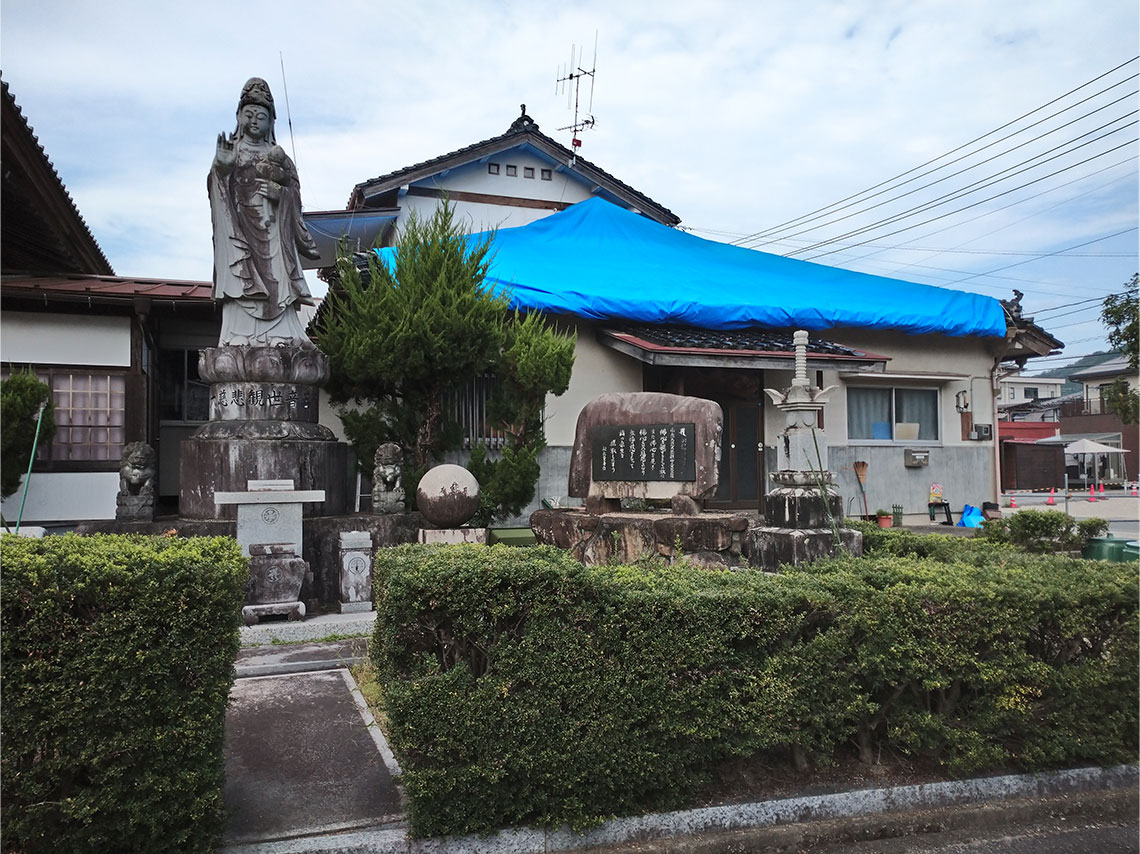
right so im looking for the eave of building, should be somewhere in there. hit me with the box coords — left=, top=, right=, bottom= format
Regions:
left=1, top=274, right=214, bottom=310
left=301, top=207, right=399, bottom=269
left=598, top=327, right=890, bottom=372
left=350, top=118, right=679, bottom=226
left=1, top=78, right=114, bottom=277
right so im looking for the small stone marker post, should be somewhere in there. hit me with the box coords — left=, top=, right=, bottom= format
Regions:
left=338, top=531, right=374, bottom=613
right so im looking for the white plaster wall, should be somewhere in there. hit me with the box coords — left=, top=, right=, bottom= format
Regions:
left=0, top=472, right=118, bottom=523
left=820, top=329, right=1000, bottom=448
left=412, top=155, right=593, bottom=203
left=1000, top=375, right=1065, bottom=402
left=543, top=320, right=643, bottom=447
left=1, top=312, right=130, bottom=367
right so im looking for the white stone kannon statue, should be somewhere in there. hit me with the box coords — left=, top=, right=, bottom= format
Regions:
left=209, top=77, right=321, bottom=347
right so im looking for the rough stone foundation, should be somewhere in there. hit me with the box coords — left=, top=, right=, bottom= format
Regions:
left=530, top=509, right=755, bottom=568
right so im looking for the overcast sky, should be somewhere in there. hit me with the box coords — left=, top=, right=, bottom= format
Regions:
left=3, top=0, right=1137, bottom=371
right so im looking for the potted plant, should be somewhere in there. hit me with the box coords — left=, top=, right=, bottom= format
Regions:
left=875, top=509, right=893, bottom=528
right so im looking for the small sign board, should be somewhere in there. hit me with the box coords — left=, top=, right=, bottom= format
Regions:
left=592, top=423, right=696, bottom=482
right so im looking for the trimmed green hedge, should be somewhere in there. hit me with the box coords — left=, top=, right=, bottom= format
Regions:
left=1, top=534, right=248, bottom=853
left=372, top=543, right=1138, bottom=837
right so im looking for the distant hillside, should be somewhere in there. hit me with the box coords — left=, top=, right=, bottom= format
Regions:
left=1030, top=350, right=1122, bottom=395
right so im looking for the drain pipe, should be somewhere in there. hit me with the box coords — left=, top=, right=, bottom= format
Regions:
left=15, top=403, right=47, bottom=534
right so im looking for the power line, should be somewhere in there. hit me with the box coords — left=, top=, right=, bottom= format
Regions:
left=798, top=126, right=1138, bottom=260
left=828, top=157, right=1138, bottom=275
left=938, top=227, right=1139, bottom=287
left=802, top=139, right=1139, bottom=262
left=755, top=96, right=1138, bottom=252
left=733, top=57, right=1139, bottom=247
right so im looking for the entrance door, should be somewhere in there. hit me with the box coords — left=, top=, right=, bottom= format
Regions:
left=710, top=400, right=763, bottom=510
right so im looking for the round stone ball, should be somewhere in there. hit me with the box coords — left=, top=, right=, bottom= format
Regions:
left=416, top=464, right=481, bottom=528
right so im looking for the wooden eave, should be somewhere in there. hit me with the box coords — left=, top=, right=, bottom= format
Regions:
left=1, top=78, right=114, bottom=276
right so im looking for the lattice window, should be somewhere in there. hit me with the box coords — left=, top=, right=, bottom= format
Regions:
left=2, top=366, right=127, bottom=462
left=444, top=376, right=508, bottom=450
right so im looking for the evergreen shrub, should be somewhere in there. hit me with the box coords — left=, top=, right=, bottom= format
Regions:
left=1, top=534, right=248, bottom=854
left=373, top=543, right=1137, bottom=837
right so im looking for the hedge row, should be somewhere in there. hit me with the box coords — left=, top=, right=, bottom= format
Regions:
left=1, top=534, right=248, bottom=854
left=372, top=543, right=1138, bottom=837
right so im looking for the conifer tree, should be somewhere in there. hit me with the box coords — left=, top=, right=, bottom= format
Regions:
left=1, top=371, right=55, bottom=500
left=313, top=201, right=575, bottom=522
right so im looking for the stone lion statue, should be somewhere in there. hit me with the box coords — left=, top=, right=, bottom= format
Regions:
left=119, top=442, right=156, bottom=496
left=117, top=442, right=157, bottom=522
left=372, top=442, right=405, bottom=514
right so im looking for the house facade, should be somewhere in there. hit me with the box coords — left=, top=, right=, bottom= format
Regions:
left=343, top=108, right=1060, bottom=522
left=997, top=370, right=1065, bottom=422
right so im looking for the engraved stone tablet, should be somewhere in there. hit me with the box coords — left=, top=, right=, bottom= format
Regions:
left=591, top=423, right=696, bottom=482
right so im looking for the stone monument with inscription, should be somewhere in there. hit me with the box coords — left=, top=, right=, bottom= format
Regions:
left=180, top=77, right=348, bottom=519
left=568, top=392, right=722, bottom=514
left=532, top=393, right=756, bottom=567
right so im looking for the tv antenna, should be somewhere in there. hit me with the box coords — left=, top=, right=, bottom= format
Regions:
left=555, top=32, right=597, bottom=158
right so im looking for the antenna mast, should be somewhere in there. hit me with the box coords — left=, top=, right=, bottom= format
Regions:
left=554, top=31, right=598, bottom=161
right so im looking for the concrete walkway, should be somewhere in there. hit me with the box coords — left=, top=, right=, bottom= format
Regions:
left=220, top=613, right=1137, bottom=853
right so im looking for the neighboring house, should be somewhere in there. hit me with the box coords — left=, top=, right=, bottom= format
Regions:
left=342, top=108, right=1062, bottom=521
left=1053, top=354, right=1138, bottom=484
left=997, top=370, right=1065, bottom=422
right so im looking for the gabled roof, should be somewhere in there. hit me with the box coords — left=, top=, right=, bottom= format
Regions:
left=1, top=77, right=114, bottom=276
left=1069, top=353, right=1133, bottom=382
left=350, top=106, right=680, bottom=226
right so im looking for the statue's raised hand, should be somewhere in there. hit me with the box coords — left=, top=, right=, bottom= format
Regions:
left=214, top=132, right=236, bottom=172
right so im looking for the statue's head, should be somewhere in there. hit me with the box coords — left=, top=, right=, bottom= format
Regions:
left=235, top=77, right=276, bottom=143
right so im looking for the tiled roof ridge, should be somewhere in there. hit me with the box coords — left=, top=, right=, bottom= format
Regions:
left=348, top=106, right=678, bottom=223
left=2, top=76, right=115, bottom=275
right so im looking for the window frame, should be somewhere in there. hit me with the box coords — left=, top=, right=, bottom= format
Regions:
left=1, top=363, right=129, bottom=472
left=846, top=384, right=942, bottom=445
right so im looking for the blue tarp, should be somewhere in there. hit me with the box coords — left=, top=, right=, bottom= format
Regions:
left=374, top=197, right=1007, bottom=338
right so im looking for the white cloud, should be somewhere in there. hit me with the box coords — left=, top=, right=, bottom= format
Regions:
left=2, top=0, right=1136, bottom=358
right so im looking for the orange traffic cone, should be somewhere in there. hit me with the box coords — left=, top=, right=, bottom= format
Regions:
left=1089, top=485, right=1096, bottom=502
left=1046, top=488, right=1055, bottom=505
left=1131, top=482, right=1138, bottom=496
left=1009, top=494, right=1018, bottom=509
left=1099, top=483, right=1105, bottom=497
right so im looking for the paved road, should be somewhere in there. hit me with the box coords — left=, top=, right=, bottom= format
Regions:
left=1006, top=492, right=1139, bottom=541
left=804, top=821, right=1138, bottom=853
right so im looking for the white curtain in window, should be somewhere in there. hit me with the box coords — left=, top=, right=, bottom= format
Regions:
left=895, top=388, right=938, bottom=440
left=848, top=387, right=892, bottom=440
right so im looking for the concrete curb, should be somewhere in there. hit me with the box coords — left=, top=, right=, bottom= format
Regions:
left=218, top=763, right=1137, bottom=854
left=239, top=611, right=376, bottom=646
left=235, top=657, right=368, bottom=679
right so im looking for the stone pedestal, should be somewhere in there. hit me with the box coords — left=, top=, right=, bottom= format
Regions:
left=116, top=493, right=155, bottom=522
left=215, top=481, right=324, bottom=557
left=746, top=526, right=862, bottom=570
left=179, top=345, right=350, bottom=519
left=243, top=543, right=309, bottom=626
left=338, top=531, right=374, bottom=613
left=418, top=528, right=488, bottom=545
